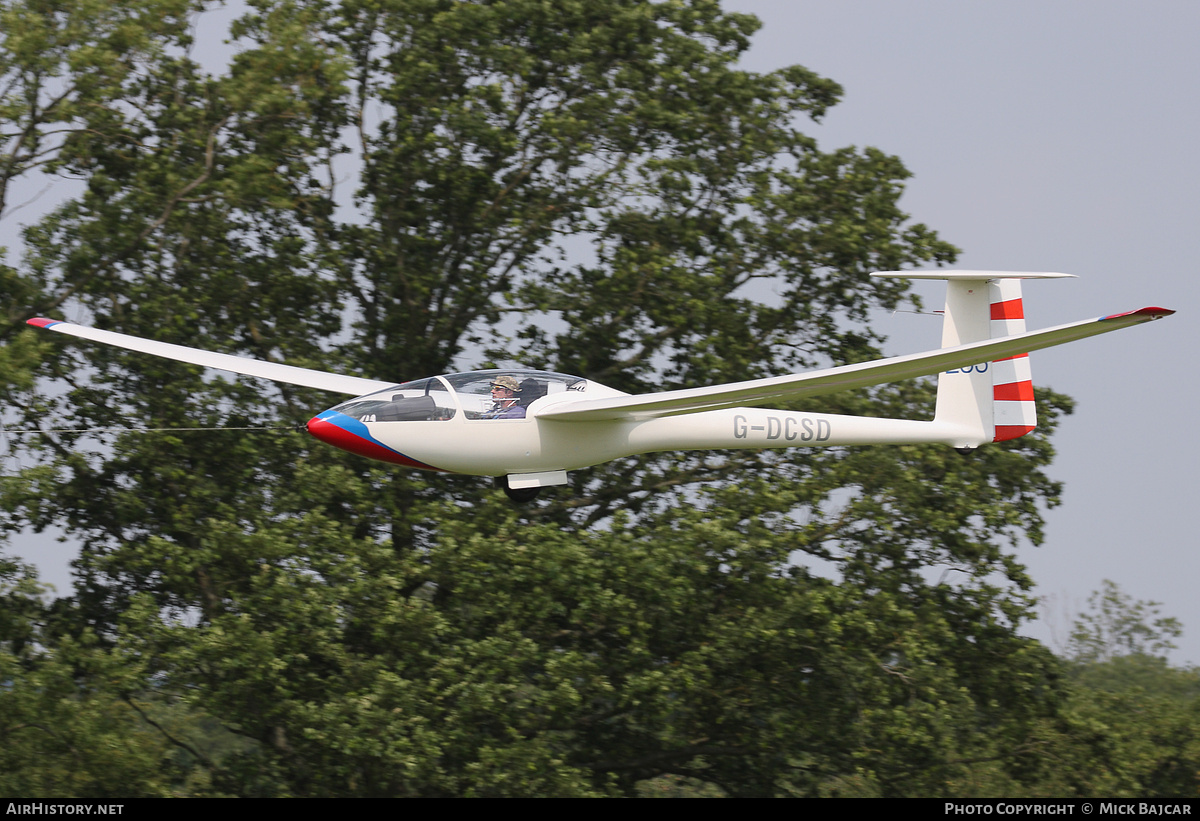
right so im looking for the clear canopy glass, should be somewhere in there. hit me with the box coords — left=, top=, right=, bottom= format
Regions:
left=330, top=370, right=587, bottom=422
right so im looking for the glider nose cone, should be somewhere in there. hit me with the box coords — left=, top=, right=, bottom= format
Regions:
left=305, top=411, right=441, bottom=471
left=306, top=411, right=369, bottom=456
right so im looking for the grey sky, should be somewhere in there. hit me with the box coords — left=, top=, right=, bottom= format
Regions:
left=4, top=1, right=1196, bottom=662
left=726, top=0, right=1198, bottom=661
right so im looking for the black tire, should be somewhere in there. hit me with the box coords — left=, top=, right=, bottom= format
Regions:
left=495, top=476, right=540, bottom=504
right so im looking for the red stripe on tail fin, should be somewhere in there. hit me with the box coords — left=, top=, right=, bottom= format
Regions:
left=994, top=382, right=1035, bottom=402
left=990, top=298, right=1025, bottom=320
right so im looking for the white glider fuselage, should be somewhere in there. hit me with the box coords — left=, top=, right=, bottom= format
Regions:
left=327, top=392, right=977, bottom=479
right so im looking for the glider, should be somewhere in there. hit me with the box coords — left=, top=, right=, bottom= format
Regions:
left=27, top=271, right=1173, bottom=501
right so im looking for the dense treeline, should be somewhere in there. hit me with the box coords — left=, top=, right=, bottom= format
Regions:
left=0, top=0, right=1195, bottom=797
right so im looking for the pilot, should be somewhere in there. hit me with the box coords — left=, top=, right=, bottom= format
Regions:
left=484, top=375, right=526, bottom=419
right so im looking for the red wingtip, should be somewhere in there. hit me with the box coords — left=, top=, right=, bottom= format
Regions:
left=26, top=317, right=60, bottom=328
left=1101, top=307, right=1175, bottom=321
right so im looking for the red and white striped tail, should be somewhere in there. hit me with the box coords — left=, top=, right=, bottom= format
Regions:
left=989, top=279, right=1036, bottom=441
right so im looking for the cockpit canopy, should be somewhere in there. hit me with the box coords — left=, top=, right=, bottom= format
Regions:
left=330, top=369, right=588, bottom=422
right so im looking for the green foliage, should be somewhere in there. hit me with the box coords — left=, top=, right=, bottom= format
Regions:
left=1027, top=581, right=1200, bottom=798
left=1066, top=579, right=1184, bottom=666
left=0, top=560, right=177, bottom=796
left=97, top=493, right=1066, bottom=796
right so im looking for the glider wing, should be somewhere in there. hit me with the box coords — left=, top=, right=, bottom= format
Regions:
left=537, top=308, right=1174, bottom=422
left=26, top=318, right=396, bottom=396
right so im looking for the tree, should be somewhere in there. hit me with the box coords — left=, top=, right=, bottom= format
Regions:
left=1018, top=582, right=1200, bottom=798
left=1, top=0, right=1081, bottom=796
left=0, top=557, right=184, bottom=796
left=1065, top=579, right=1184, bottom=667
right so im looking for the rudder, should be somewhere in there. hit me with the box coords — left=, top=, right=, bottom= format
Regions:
left=988, top=279, right=1037, bottom=442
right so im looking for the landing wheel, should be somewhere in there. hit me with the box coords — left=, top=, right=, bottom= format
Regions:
left=494, top=476, right=540, bottom=504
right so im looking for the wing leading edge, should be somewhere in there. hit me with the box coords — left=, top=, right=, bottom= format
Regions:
left=26, top=318, right=396, bottom=396
left=537, top=307, right=1174, bottom=422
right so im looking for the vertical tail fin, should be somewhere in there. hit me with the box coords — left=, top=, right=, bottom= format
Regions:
left=932, top=278, right=993, bottom=447
left=873, top=270, right=1076, bottom=449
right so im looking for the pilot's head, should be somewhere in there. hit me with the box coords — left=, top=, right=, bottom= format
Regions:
left=489, top=375, right=522, bottom=406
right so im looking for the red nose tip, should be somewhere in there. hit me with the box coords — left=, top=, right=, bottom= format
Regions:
left=306, top=415, right=369, bottom=456
left=306, top=415, right=334, bottom=443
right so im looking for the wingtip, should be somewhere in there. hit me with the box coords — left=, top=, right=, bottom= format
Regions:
left=26, top=317, right=61, bottom=328
left=1100, top=307, right=1175, bottom=321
